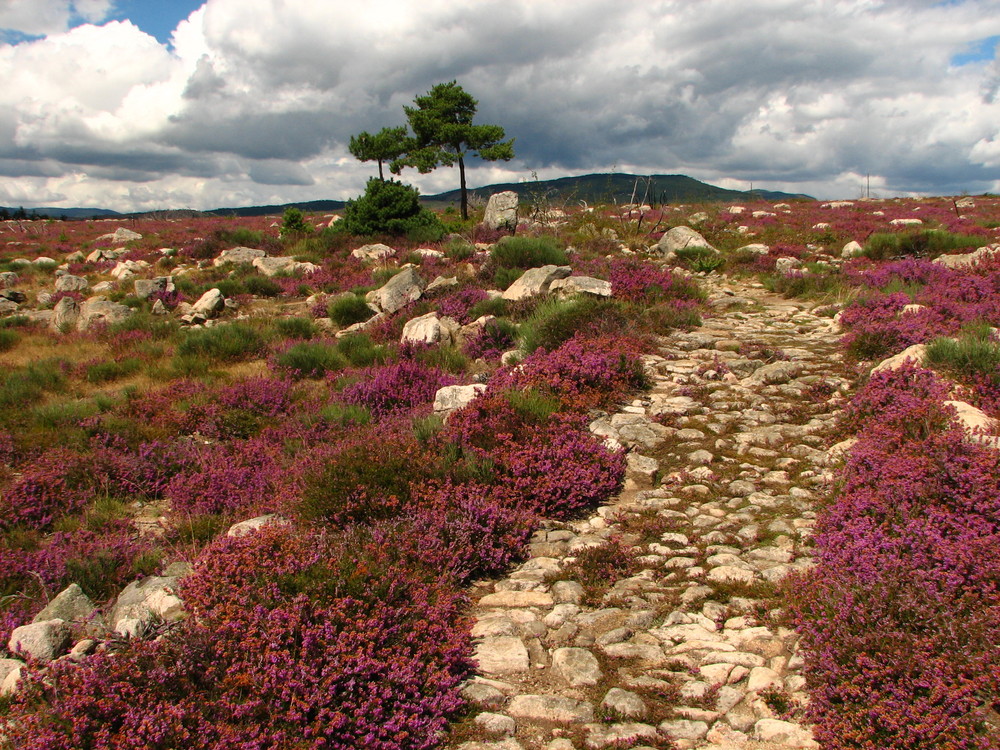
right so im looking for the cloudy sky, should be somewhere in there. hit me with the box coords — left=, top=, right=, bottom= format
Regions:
left=0, top=0, right=999, bottom=212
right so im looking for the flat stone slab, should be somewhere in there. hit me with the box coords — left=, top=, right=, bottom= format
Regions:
left=506, top=694, right=595, bottom=724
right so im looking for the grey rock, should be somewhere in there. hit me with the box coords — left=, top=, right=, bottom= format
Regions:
left=351, top=243, right=395, bottom=262
left=78, top=299, right=132, bottom=331
left=370, top=267, right=424, bottom=313
left=434, top=383, right=486, bottom=413
left=8, top=619, right=72, bottom=663
left=134, top=276, right=174, bottom=300
left=401, top=312, right=459, bottom=346
left=506, top=694, right=595, bottom=723
left=214, top=246, right=266, bottom=267
left=191, top=288, right=225, bottom=317
left=475, top=636, right=530, bottom=674
left=659, top=719, right=709, bottom=741
left=655, top=226, right=717, bottom=258
left=583, top=723, right=660, bottom=749
left=601, top=688, right=647, bottom=719
left=475, top=712, right=516, bottom=736
left=226, top=514, right=291, bottom=537
left=551, top=647, right=603, bottom=686
left=110, top=576, right=185, bottom=635
left=54, top=274, right=88, bottom=293
left=501, top=265, right=572, bottom=301
left=550, top=275, right=612, bottom=298
left=483, top=191, right=519, bottom=231
left=32, top=583, right=95, bottom=624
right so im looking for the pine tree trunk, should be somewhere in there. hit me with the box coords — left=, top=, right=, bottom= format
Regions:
left=377, top=160, right=384, bottom=180
left=459, top=155, right=468, bottom=220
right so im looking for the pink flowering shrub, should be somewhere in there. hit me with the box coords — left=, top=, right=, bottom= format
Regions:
left=3, top=524, right=472, bottom=749
left=0, top=448, right=93, bottom=530
left=489, top=333, right=648, bottom=410
left=0, top=521, right=156, bottom=644
left=789, top=365, right=1000, bottom=749
left=339, top=359, right=457, bottom=417
left=165, top=438, right=284, bottom=517
left=463, top=318, right=518, bottom=360
left=405, top=481, right=535, bottom=583
left=486, top=416, right=626, bottom=519
left=605, top=257, right=704, bottom=304
left=434, top=286, right=489, bottom=323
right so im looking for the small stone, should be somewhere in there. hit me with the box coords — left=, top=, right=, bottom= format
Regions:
left=506, top=694, right=595, bottom=723
left=475, top=636, right=530, bottom=674
left=474, top=712, right=516, bottom=735
left=551, top=647, right=603, bottom=687
left=601, top=688, right=647, bottom=719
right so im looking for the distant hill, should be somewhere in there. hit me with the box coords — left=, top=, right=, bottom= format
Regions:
left=202, top=199, right=347, bottom=218
left=422, top=173, right=812, bottom=206
left=0, top=206, right=122, bottom=219
left=3, top=174, right=810, bottom=221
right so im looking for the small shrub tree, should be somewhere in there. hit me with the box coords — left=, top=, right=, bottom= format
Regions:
left=339, top=178, right=444, bottom=240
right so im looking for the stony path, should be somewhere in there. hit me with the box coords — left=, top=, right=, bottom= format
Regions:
left=451, top=276, right=856, bottom=750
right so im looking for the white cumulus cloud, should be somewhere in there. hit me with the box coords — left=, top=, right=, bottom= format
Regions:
left=1, top=0, right=1000, bottom=210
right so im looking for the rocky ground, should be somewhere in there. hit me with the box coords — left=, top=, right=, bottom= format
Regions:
left=451, top=274, right=856, bottom=750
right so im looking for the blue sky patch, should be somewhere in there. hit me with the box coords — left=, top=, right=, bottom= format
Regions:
left=108, top=0, right=205, bottom=45
left=952, top=34, right=1000, bottom=66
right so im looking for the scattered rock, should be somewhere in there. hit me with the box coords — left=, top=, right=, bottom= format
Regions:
left=483, top=191, right=519, bottom=231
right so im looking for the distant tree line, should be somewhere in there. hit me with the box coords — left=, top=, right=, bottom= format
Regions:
left=0, top=207, right=54, bottom=221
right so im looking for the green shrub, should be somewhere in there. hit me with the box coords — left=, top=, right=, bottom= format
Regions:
left=280, top=207, right=312, bottom=238
left=863, top=230, right=984, bottom=260
left=0, top=359, right=66, bottom=408
left=176, top=323, right=268, bottom=362
left=0, top=328, right=18, bottom=352
left=85, top=358, right=141, bottom=383
left=506, top=388, right=561, bottom=422
left=443, top=237, right=475, bottom=261
left=275, top=342, right=347, bottom=378
left=492, top=267, right=523, bottom=290
left=338, top=178, right=444, bottom=239
left=490, top=235, right=567, bottom=269
left=520, top=297, right=626, bottom=353
left=675, top=245, right=724, bottom=272
left=315, top=403, right=372, bottom=428
left=244, top=275, right=282, bottom=298
left=336, top=334, right=386, bottom=367
left=414, top=344, right=468, bottom=374
left=466, top=296, right=508, bottom=320
left=105, top=312, right=177, bottom=341
left=926, top=324, right=1000, bottom=383
left=638, top=301, right=702, bottom=332
left=273, top=316, right=318, bottom=340
left=328, top=294, right=375, bottom=327
left=218, top=226, right=265, bottom=246
left=32, top=399, right=101, bottom=429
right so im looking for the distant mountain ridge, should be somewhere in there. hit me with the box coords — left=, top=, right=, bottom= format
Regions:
left=2, top=173, right=811, bottom=220
left=424, top=173, right=812, bottom=206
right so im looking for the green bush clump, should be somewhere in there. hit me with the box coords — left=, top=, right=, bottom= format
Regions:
left=338, top=178, right=444, bottom=240
left=275, top=342, right=347, bottom=378
left=926, top=323, right=1000, bottom=383
left=243, top=275, right=282, bottom=298
left=863, top=230, right=983, bottom=260
left=0, top=359, right=67, bottom=409
left=675, top=245, right=724, bottom=272
left=327, top=294, right=374, bottom=327
left=176, top=323, right=268, bottom=363
left=218, top=226, right=264, bottom=247
left=85, top=358, right=142, bottom=383
left=279, top=207, right=312, bottom=238
left=272, top=316, right=317, bottom=340
left=443, top=236, right=475, bottom=261
left=520, top=297, right=626, bottom=353
left=490, top=235, right=567, bottom=269
left=335, top=333, right=386, bottom=368
left=0, top=328, right=18, bottom=352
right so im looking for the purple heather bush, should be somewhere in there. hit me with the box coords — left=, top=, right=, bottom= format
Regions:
left=0, top=448, right=93, bottom=530
left=434, top=286, right=489, bottom=324
left=339, top=358, right=457, bottom=417
left=789, top=364, right=1000, bottom=749
left=489, top=333, right=648, bottom=410
left=2, top=524, right=473, bottom=750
